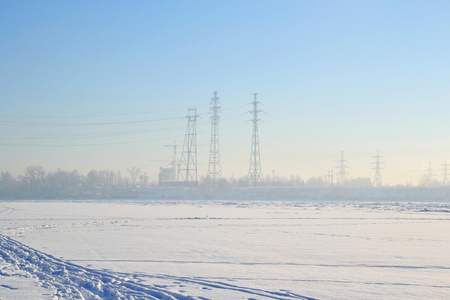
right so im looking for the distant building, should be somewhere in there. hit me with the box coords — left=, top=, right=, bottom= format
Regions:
left=158, top=167, right=176, bottom=187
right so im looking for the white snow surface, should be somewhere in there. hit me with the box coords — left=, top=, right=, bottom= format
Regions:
left=1, top=197, right=450, bottom=299
left=131, top=187, right=450, bottom=202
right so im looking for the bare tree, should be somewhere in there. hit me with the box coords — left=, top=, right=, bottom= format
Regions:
left=23, top=165, right=45, bottom=195
left=127, top=167, right=141, bottom=187
left=138, top=172, right=149, bottom=187
left=0, top=171, right=16, bottom=197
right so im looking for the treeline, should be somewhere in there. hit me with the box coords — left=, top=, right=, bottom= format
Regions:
left=0, top=166, right=149, bottom=199
left=0, top=165, right=381, bottom=199
left=227, top=175, right=373, bottom=188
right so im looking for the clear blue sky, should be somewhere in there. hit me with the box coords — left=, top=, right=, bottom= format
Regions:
left=1, top=0, right=450, bottom=185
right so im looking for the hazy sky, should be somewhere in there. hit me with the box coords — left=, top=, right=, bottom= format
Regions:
left=1, top=0, right=450, bottom=185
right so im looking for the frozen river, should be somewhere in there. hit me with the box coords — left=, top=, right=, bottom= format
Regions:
left=1, top=199, right=449, bottom=299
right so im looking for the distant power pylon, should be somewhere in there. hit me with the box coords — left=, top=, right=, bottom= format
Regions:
left=248, top=93, right=264, bottom=185
left=207, top=91, right=222, bottom=181
left=336, top=151, right=348, bottom=185
left=326, top=170, right=334, bottom=186
left=177, top=108, right=198, bottom=186
left=424, top=162, right=435, bottom=187
left=372, top=150, right=384, bottom=188
left=441, top=158, right=449, bottom=186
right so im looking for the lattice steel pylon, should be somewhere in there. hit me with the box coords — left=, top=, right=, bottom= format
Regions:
left=207, top=91, right=222, bottom=180
left=248, top=93, right=264, bottom=185
left=424, top=162, right=435, bottom=187
left=441, top=158, right=449, bottom=186
left=327, top=170, right=334, bottom=186
left=336, top=151, right=348, bottom=186
left=177, top=108, right=198, bottom=186
left=372, top=150, right=383, bottom=188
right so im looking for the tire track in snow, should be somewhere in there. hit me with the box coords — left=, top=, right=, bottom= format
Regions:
left=2, top=219, right=129, bottom=237
left=68, top=258, right=450, bottom=270
left=0, top=234, right=188, bottom=299
left=136, top=274, right=318, bottom=300
left=0, top=206, right=15, bottom=215
left=0, top=234, right=315, bottom=300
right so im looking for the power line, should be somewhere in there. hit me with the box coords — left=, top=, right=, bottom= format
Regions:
left=0, top=136, right=176, bottom=147
left=0, top=116, right=184, bottom=127
left=0, top=103, right=211, bottom=119
left=0, top=125, right=184, bottom=139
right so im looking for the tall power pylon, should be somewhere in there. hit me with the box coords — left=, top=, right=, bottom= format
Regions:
left=441, top=158, right=449, bottom=186
left=336, top=151, right=348, bottom=185
left=207, top=91, right=222, bottom=180
left=248, top=93, right=264, bottom=184
left=177, top=108, right=198, bottom=186
left=372, top=150, right=384, bottom=187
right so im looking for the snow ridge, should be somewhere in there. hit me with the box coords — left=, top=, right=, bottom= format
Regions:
left=0, top=234, right=188, bottom=299
left=0, top=234, right=315, bottom=300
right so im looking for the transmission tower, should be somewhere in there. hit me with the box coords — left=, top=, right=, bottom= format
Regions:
left=441, top=158, right=449, bottom=186
left=326, top=170, right=334, bottom=186
left=336, top=151, right=348, bottom=185
left=177, top=109, right=198, bottom=186
left=248, top=93, right=264, bottom=185
left=424, top=162, right=435, bottom=187
left=372, top=150, right=384, bottom=188
left=207, top=91, right=222, bottom=180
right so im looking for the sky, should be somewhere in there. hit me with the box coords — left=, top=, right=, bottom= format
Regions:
left=1, top=0, right=450, bottom=185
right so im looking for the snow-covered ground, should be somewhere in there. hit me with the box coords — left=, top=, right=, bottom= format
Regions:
left=1, top=199, right=449, bottom=299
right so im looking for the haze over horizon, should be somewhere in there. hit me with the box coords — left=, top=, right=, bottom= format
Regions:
left=1, top=1, right=450, bottom=186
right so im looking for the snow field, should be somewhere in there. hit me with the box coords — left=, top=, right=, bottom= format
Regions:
left=1, top=200, right=450, bottom=299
